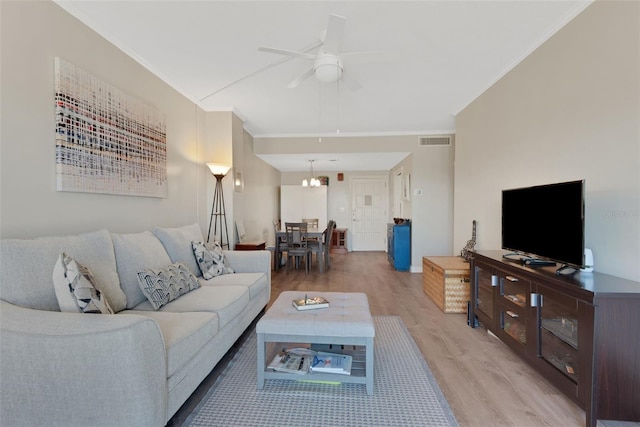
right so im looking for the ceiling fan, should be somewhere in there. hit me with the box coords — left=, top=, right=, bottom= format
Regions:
left=258, top=14, right=389, bottom=91
left=200, top=14, right=395, bottom=101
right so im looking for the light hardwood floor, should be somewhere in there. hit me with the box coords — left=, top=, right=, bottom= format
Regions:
left=168, top=251, right=636, bottom=427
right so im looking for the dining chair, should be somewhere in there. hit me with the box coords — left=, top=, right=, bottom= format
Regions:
left=284, top=222, right=311, bottom=273
left=302, top=218, right=319, bottom=229
left=324, top=220, right=336, bottom=270
left=272, top=220, right=287, bottom=268
left=308, top=219, right=336, bottom=272
left=302, top=218, right=320, bottom=242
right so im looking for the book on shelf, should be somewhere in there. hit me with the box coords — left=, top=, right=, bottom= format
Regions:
left=310, top=352, right=352, bottom=375
left=292, top=295, right=329, bottom=311
left=267, top=348, right=313, bottom=375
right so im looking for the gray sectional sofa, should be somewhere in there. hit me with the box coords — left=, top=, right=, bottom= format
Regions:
left=0, top=223, right=271, bottom=427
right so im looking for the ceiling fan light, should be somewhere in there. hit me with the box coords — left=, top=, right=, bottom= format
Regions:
left=314, top=54, right=343, bottom=83
left=315, top=64, right=341, bottom=83
left=302, top=179, right=309, bottom=187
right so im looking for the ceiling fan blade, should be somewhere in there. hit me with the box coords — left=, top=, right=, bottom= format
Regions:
left=322, top=14, right=346, bottom=54
left=258, top=46, right=315, bottom=60
left=287, top=67, right=315, bottom=89
left=341, top=72, right=362, bottom=92
left=341, top=50, right=403, bottom=64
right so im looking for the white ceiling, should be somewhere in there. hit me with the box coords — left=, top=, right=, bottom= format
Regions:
left=53, top=0, right=592, bottom=172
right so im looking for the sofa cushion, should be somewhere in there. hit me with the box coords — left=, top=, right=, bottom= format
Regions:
left=221, top=250, right=272, bottom=275
left=192, top=241, right=234, bottom=279
left=133, top=285, right=250, bottom=330
left=200, top=272, right=268, bottom=300
left=122, top=310, right=218, bottom=377
left=112, top=231, right=172, bottom=309
left=137, top=263, right=200, bottom=310
left=53, top=252, right=114, bottom=314
left=0, top=230, right=125, bottom=312
left=152, top=223, right=204, bottom=277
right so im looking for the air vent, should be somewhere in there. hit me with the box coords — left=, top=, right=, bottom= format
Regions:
left=419, top=136, right=452, bottom=146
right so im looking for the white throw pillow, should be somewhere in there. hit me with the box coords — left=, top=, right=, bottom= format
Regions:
left=136, top=262, right=200, bottom=310
left=192, top=241, right=235, bottom=280
left=52, top=252, right=114, bottom=314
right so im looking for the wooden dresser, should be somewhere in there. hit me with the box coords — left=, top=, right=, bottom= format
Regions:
left=422, top=256, right=470, bottom=313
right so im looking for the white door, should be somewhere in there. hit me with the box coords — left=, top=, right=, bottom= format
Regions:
left=351, top=177, right=388, bottom=251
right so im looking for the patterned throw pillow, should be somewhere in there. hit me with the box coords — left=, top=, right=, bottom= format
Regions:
left=136, top=262, right=200, bottom=310
left=192, top=241, right=235, bottom=280
left=52, top=252, right=114, bottom=314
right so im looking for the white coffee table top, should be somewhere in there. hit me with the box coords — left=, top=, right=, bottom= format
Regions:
left=257, top=291, right=375, bottom=338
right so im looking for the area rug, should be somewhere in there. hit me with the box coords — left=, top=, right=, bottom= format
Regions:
left=184, top=315, right=459, bottom=427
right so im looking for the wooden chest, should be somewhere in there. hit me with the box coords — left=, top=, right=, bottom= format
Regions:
left=422, top=256, right=471, bottom=313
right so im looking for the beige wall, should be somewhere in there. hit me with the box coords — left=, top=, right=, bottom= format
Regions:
left=1, top=1, right=199, bottom=237
left=454, top=1, right=640, bottom=281
left=235, top=130, right=281, bottom=245
left=0, top=1, right=280, bottom=244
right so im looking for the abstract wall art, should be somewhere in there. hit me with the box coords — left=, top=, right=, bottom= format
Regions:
left=54, top=57, right=167, bottom=198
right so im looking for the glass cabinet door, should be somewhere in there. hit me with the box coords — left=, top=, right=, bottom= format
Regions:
left=475, top=266, right=497, bottom=323
left=535, top=285, right=579, bottom=383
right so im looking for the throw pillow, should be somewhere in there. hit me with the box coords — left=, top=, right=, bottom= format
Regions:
left=192, top=241, right=235, bottom=280
left=52, top=252, right=114, bottom=314
left=136, top=262, right=200, bottom=310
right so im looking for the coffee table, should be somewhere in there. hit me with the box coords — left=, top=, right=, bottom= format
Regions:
left=256, top=291, right=375, bottom=394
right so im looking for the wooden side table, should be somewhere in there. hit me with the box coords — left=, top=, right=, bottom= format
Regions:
left=422, top=256, right=470, bottom=313
left=235, top=241, right=266, bottom=251
left=330, top=228, right=347, bottom=253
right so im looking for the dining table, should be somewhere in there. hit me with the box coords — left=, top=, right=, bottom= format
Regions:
left=275, top=228, right=326, bottom=273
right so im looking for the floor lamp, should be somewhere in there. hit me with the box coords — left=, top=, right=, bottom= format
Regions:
left=206, top=163, right=231, bottom=248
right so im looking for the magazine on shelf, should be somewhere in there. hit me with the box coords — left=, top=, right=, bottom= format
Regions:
left=267, top=349, right=352, bottom=376
left=310, top=352, right=352, bottom=375
left=267, top=348, right=314, bottom=375
left=292, top=295, right=329, bottom=311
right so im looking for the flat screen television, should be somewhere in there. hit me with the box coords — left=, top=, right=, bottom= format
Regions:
left=501, top=180, right=585, bottom=269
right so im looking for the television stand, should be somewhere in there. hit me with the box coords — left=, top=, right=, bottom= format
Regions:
left=469, top=250, right=640, bottom=427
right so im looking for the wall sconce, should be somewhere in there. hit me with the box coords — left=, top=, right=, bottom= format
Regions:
left=234, top=170, right=244, bottom=193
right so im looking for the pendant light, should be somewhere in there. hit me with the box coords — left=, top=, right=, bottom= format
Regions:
left=302, top=160, right=321, bottom=187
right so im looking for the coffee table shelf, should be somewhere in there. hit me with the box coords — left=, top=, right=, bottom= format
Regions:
left=261, top=342, right=368, bottom=383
